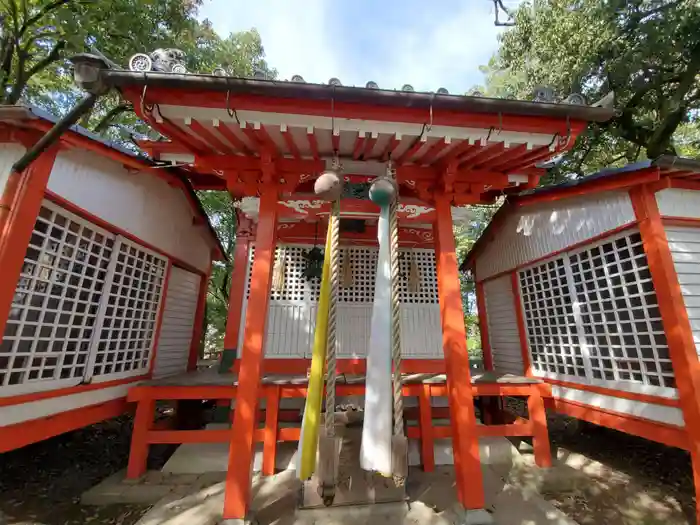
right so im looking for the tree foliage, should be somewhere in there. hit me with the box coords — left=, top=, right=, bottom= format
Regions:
left=0, top=0, right=275, bottom=144
left=480, top=0, right=700, bottom=179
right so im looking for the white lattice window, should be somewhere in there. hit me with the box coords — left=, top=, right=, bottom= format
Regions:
left=569, top=232, right=673, bottom=388
left=246, top=244, right=321, bottom=302
left=398, top=249, right=439, bottom=304
left=0, top=202, right=114, bottom=395
left=246, top=244, right=438, bottom=305
left=339, top=247, right=377, bottom=303
left=87, top=239, right=168, bottom=382
left=519, top=258, right=587, bottom=378
left=517, top=229, right=674, bottom=395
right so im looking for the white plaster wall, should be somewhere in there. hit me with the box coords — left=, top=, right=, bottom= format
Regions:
left=0, top=382, right=135, bottom=426
left=0, top=143, right=26, bottom=200
left=247, top=302, right=443, bottom=359
left=475, top=191, right=636, bottom=281
left=656, top=188, right=700, bottom=218
left=665, top=225, right=700, bottom=358
left=47, top=149, right=211, bottom=272
left=551, top=385, right=684, bottom=427
left=483, top=275, right=524, bottom=375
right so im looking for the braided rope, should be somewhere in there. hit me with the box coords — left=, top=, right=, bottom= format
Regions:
left=389, top=191, right=404, bottom=437
left=324, top=200, right=340, bottom=438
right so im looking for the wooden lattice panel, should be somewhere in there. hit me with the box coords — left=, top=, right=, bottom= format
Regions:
left=0, top=202, right=114, bottom=394
left=519, top=259, right=586, bottom=378
left=398, top=249, right=439, bottom=304
left=517, top=229, right=674, bottom=393
left=87, top=239, right=167, bottom=382
left=246, top=244, right=438, bottom=304
left=568, top=232, right=673, bottom=388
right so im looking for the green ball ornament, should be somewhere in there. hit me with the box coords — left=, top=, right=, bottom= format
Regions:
left=369, top=177, right=397, bottom=207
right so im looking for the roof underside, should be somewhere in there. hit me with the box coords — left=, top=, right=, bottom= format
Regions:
left=106, top=70, right=612, bottom=203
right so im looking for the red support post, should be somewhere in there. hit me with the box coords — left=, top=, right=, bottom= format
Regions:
left=433, top=194, right=485, bottom=511
left=126, top=398, right=155, bottom=478
left=527, top=388, right=552, bottom=467
left=0, top=147, right=58, bottom=339
left=511, top=271, right=533, bottom=377
left=223, top=188, right=278, bottom=520
left=223, top=219, right=252, bottom=368
left=263, top=385, right=281, bottom=476
left=418, top=383, right=435, bottom=472
left=630, top=185, right=700, bottom=525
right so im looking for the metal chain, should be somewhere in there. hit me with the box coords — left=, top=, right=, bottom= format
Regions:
left=324, top=199, right=341, bottom=438
left=389, top=169, right=404, bottom=437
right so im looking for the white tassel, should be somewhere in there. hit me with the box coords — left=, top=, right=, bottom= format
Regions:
left=360, top=206, right=393, bottom=475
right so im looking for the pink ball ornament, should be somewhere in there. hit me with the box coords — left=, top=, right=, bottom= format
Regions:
left=314, top=170, right=344, bottom=201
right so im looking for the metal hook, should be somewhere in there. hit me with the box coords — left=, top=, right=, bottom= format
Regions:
left=226, top=90, right=241, bottom=125
left=331, top=85, right=336, bottom=141
left=485, top=126, right=495, bottom=143
left=427, top=92, right=435, bottom=132
left=139, top=85, right=154, bottom=117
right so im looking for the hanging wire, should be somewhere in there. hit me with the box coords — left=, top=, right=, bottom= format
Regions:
left=225, top=90, right=241, bottom=124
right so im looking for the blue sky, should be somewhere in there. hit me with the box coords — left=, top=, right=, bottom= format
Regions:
left=198, top=0, right=515, bottom=94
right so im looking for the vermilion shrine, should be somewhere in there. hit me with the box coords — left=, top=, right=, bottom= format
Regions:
left=7, top=51, right=615, bottom=524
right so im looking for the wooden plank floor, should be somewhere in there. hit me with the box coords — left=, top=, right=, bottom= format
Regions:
left=140, top=368, right=541, bottom=387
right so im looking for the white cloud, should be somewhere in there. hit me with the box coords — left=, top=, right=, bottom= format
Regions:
left=198, top=0, right=506, bottom=92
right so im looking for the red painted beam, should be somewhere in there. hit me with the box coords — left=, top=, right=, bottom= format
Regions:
left=477, top=143, right=528, bottom=170
left=439, top=139, right=476, bottom=165
left=352, top=132, right=366, bottom=160
left=395, top=136, right=428, bottom=164
left=380, top=134, right=401, bottom=161
left=417, top=138, right=450, bottom=166
left=216, top=122, right=254, bottom=155
left=361, top=132, right=378, bottom=160
left=188, top=119, right=235, bottom=154
left=459, top=142, right=505, bottom=170
left=307, top=128, right=320, bottom=160
left=280, top=124, right=301, bottom=159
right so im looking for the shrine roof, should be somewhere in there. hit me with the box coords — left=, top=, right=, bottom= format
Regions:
left=461, top=156, right=700, bottom=271
left=74, top=55, right=614, bottom=203
left=103, top=70, right=614, bottom=123
left=0, top=104, right=226, bottom=260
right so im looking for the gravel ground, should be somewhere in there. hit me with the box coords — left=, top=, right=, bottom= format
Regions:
left=0, top=404, right=696, bottom=525
left=507, top=398, right=696, bottom=525
left=0, top=415, right=175, bottom=525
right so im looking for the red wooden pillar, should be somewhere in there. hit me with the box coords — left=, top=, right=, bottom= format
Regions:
left=187, top=258, right=213, bottom=371
left=630, top=185, right=700, bottom=525
left=418, top=383, right=435, bottom=472
left=126, top=397, right=155, bottom=478
left=511, top=271, right=533, bottom=377
left=262, top=385, right=281, bottom=476
left=223, top=188, right=278, bottom=520
left=0, top=147, right=58, bottom=338
left=527, top=388, right=552, bottom=467
left=433, top=194, right=485, bottom=510
left=222, top=217, right=253, bottom=370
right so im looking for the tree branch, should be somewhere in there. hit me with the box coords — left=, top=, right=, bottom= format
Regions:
left=7, top=38, right=64, bottom=103
left=92, top=102, right=132, bottom=133
left=18, top=0, right=74, bottom=39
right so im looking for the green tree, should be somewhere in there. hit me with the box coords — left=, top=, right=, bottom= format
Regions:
left=197, top=191, right=239, bottom=353
left=480, top=0, right=700, bottom=178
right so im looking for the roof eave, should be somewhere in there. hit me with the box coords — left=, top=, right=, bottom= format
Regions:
left=102, top=70, right=615, bottom=123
